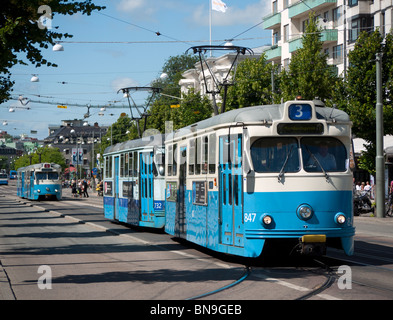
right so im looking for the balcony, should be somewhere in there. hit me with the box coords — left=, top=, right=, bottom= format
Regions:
left=263, top=45, right=282, bottom=60
left=288, top=0, right=336, bottom=18
left=288, top=29, right=338, bottom=52
left=262, top=12, right=281, bottom=29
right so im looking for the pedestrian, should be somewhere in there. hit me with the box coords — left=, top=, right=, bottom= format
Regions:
left=82, top=179, right=89, bottom=198
left=71, top=179, right=77, bottom=197
left=78, top=180, right=82, bottom=198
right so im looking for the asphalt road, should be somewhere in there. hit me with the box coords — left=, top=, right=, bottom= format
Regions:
left=1, top=180, right=393, bottom=304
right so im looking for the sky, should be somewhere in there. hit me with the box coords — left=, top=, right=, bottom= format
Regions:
left=0, top=0, right=272, bottom=140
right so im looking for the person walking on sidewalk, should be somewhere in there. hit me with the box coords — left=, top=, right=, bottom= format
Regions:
left=82, top=179, right=89, bottom=198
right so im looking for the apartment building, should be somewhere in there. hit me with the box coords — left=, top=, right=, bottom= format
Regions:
left=262, top=0, right=393, bottom=75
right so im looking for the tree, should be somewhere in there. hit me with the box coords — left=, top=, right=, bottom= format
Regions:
left=279, top=12, right=338, bottom=101
left=338, top=30, right=393, bottom=174
left=14, top=146, right=66, bottom=170
left=99, top=114, right=135, bottom=154
left=226, top=54, right=279, bottom=109
left=171, top=89, right=212, bottom=130
left=147, top=53, right=199, bottom=132
left=0, top=0, right=105, bottom=103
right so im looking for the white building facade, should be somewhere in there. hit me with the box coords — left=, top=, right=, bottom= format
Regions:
left=179, top=49, right=265, bottom=101
left=262, top=0, right=393, bottom=75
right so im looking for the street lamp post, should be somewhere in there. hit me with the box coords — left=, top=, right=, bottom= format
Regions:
left=375, top=52, right=384, bottom=218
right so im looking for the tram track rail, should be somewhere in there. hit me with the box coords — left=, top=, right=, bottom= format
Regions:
left=3, top=187, right=393, bottom=300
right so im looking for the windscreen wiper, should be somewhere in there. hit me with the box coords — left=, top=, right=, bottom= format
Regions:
left=305, top=146, right=329, bottom=180
left=278, top=145, right=294, bottom=182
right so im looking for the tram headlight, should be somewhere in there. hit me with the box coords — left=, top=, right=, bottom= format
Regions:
left=37, top=189, right=41, bottom=193
left=297, top=204, right=313, bottom=220
left=262, top=214, right=273, bottom=225
left=335, top=213, right=346, bottom=225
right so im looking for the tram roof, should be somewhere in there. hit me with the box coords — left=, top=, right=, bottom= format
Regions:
left=104, top=133, right=166, bottom=155
left=17, top=163, right=62, bottom=172
left=168, top=101, right=350, bottom=140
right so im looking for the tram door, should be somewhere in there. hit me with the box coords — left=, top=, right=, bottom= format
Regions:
left=114, top=156, right=120, bottom=220
left=219, top=134, right=244, bottom=247
left=29, top=171, right=34, bottom=198
left=140, top=152, right=154, bottom=222
left=175, top=147, right=187, bottom=238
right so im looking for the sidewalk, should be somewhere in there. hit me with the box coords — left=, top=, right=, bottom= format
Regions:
left=62, top=185, right=104, bottom=208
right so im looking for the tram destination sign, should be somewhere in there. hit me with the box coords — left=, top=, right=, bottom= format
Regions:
left=277, top=123, right=324, bottom=135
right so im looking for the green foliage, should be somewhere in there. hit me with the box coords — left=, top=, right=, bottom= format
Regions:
left=226, top=54, right=279, bottom=109
left=0, top=0, right=105, bottom=103
left=99, top=114, right=134, bottom=154
left=14, top=146, right=66, bottom=170
left=171, top=89, right=212, bottom=130
left=339, top=30, right=393, bottom=173
left=280, top=12, right=338, bottom=101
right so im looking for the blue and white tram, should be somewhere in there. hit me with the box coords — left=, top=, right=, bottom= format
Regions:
left=0, top=172, right=8, bottom=185
left=103, top=134, right=166, bottom=228
left=165, top=100, right=355, bottom=257
left=17, top=163, right=62, bottom=200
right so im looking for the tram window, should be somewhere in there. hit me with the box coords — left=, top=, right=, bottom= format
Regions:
left=36, top=172, right=47, bottom=180
left=202, top=136, right=208, bottom=174
left=173, top=144, right=177, bottom=176
left=189, top=139, right=195, bottom=175
left=209, top=133, right=216, bottom=174
left=167, top=145, right=173, bottom=176
left=120, top=154, right=125, bottom=177
left=301, top=137, right=347, bottom=172
left=48, top=172, right=59, bottom=180
left=133, top=152, right=138, bottom=177
left=128, top=152, right=133, bottom=177
left=228, top=174, right=232, bottom=205
left=196, top=137, right=201, bottom=174
left=222, top=174, right=226, bottom=205
left=251, top=138, right=300, bottom=173
left=233, top=175, right=239, bottom=206
left=124, top=153, right=129, bottom=177
left=105, top=156, right=113, bottom=178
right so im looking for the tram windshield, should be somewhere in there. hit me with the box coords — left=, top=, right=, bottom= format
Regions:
left=36, top=172, right=59, bottom=180
left=301, top=137, right=347, bottom=172
left=251, top=137, right=347, bottom=173
left=251, top=138, right=300, bottom=173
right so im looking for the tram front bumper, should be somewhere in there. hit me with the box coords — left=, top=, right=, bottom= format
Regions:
left=299, top=234, right=326, bottom=255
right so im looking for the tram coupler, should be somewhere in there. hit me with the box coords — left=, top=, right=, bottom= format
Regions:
left=299, top=235, right=327, bottom=256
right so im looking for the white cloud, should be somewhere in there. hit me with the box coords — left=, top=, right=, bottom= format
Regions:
left=115, top=0, right=161, bottom=20
left=116, top=0, right=145, bottom=12
left=111, top=77, right=139, bottom=92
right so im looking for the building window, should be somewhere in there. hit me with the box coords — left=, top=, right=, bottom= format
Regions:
left=333, top=45, right=343, bottom=64
left=333, top=7, right=341, bottom=27
left=273, top=31, right=280, bottom=45
left=284, top=24, right=289, bottom=42
left=348, top=0, right=358, bottom=7
left=349, top=19, right=360, bottom=42
left=272, top=1, right=277, bottom=14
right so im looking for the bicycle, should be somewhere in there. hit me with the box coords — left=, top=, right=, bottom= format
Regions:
left=385, top=192, right=393, bottom=217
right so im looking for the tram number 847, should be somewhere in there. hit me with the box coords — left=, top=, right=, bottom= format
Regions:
left=244, top=213, right=256, bottom=223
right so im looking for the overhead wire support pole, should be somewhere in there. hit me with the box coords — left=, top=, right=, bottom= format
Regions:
left=118, top=86, right=161, bottom=138
left=186, top=45, right=253, bottom=116
left=375, top=52, right=385, bottom=218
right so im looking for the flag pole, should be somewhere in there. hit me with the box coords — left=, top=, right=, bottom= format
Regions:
left=209, top=0, right=212, bottom=56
